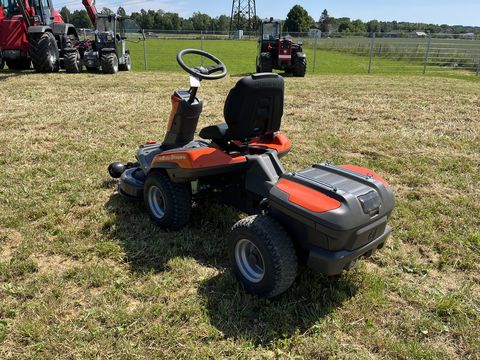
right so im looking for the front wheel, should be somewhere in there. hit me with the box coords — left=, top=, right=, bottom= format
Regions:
left=292, top=57, right=307, bottom=77
left=29, top=32, right=60, bottom=73
left=227, top=215, right=298, bottom=298
left=118, top=53, right=131, bottom=71
left=144, top=171, right=191, bottom=230
left=64, top=50, right=81, bottom=73
left=101, top=52, right=119, bottom=74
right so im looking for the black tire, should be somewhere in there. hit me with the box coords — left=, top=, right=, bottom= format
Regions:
left=118, top=53, right=131, bottom=71
left=0, top=56, right=4, bottom=70
left=64, top=50, right=81, bottom=73
left=143, top=171, right=191, bottom=230
left=259, top=55, right=273, bottom=73
left=29, top=32, right=60, bottom=73
left=292, top=57, right=307, bottom=77
left=6, top=58, right=31, bottom=70
left=227, top=215, right=298, bottom=298
left=101, top=52, right=119, bottom=74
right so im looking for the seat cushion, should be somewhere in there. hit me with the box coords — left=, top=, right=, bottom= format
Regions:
left=199, top=123, right=229, bottom=140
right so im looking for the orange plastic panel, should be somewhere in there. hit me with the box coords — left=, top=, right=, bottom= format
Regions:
left=152, top=147, right=246, bottom=169
left=275, top=179, right=341, bottom=213
left=247, top=132, right=292, bottom=153
left=339, top=165, right=389, bottom=187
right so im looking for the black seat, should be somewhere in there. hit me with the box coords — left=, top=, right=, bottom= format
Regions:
left=199, top=73, right=284, bottom=142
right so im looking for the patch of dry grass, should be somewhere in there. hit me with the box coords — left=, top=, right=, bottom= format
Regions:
left=0, top=71, right=479, bottom=359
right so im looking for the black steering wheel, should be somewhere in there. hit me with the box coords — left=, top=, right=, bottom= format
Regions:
left=176, top=49, right=227, bottom=80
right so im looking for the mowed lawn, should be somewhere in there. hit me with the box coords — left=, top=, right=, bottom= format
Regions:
left=127, top=38, right=434, bottom=75
left=0, top=70, right=479, bottom=359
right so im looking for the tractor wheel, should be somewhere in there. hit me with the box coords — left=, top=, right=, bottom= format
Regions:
left=292, top=57, right=307, bottom=77
left=64, top=50, right=81, bottom=73
left=144, top=171, right=191, bottom=230
left=101, top=52, right=119, bottom=74
left=259, top=56, right=273, bottom=73
left=0, top=55, right=4, bottom=70
left=227, top=215, right=298, bottom=298
left=6, top=58, right=31, bottom=70
left=118, top=53, right=131, bottom=71
left=29, top=32, right=60, bottom=73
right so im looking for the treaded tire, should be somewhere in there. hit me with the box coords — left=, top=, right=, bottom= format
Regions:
left=293, top=57, right=307, bottom=77
left=118, top=53, right=131, bottom=71
left=101, top=52, right=119, bottom=74
left=6, top=58, right=31, bottom=70
left=228, top=215, right=298, bottom=298
left=64, top=50, right=81, bottom=73
left=29, top=32, right=60, bottom=73
left=259, top=55, right=273, bottom=73
left=144, top=171, right=191, bottom=230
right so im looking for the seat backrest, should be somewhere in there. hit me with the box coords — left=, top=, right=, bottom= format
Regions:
left=224, top=73, right=284, bottom=141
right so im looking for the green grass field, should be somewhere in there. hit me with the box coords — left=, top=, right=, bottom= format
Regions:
left=124, top=38, right=480, bottom=77
left=0, top=69, right=479, bottom=359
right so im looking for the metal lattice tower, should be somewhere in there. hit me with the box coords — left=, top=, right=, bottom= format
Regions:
left=229, top=0, right=257, bottom=34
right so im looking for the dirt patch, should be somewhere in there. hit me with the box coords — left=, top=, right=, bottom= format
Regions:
left=0, top=228, right=23, bottom=262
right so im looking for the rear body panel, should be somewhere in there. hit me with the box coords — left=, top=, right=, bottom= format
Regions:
left=0, top=16, right=29, bottom=55
left=268, top=162, right=394, bottom=274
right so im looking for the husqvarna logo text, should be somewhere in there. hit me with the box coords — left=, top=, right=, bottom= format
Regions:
left=159, top=154, right=187, bottom=161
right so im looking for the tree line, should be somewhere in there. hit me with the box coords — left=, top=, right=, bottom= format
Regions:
left=59, top=4, right=479, bottom=35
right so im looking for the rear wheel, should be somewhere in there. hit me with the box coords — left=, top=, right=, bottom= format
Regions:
left=29, top=32, right=60, bottom=73
left=118, top=53, right=131, bottom=71
left=227, top=215, right=298, bottom=298
left=101, top=52, right=119, bottom=74
left=292, top=57, right=307, bottom=77
left=144, top=171, right=191, bottom=230
left=6, top=58, right=31, bottom=70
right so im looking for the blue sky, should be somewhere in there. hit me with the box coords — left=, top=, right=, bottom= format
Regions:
left=61, top=0, right=480, bottom=26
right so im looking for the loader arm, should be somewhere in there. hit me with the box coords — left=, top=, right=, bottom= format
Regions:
left=14, top=0, right=33, bottom=27
left=82, top=0, right=97, bottom=27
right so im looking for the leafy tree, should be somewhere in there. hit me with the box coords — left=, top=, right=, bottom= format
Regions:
left=117, top=7, right=126, bottom=17
left=366, top=20, right=380, bottom=33
left=70, top=9, right=91, bottom=28
left=191, top=12, right=212, bottom=30
left=59, top=6, right=70, bottom=23
left=284, top=5, right=314, bottom=33
left=99, top=7, right=113, bottom=15
left=318, top=9, right=332, bottom=33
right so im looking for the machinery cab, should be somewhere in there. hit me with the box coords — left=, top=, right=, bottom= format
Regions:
left=94, top=14, right=125, bottom=52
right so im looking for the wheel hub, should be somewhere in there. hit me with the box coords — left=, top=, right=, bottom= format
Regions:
left=148, top=185, right=166, bottom=219
left=235, top=239, right=265, bottom=283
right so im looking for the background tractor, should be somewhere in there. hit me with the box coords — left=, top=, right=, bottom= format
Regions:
left=63, top=0, right=131, bottom=74
left=0, top=0, right=78, bottom=72
left=256, top=18, right=307, bottom=77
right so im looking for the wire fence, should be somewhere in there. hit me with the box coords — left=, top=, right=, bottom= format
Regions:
left=109, top=29, right=480, bottom=75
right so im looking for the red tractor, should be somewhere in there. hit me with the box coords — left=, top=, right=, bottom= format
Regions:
left=0, top=0, right=78, bottom=72
left=256, top=18, right=307, bottom=77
